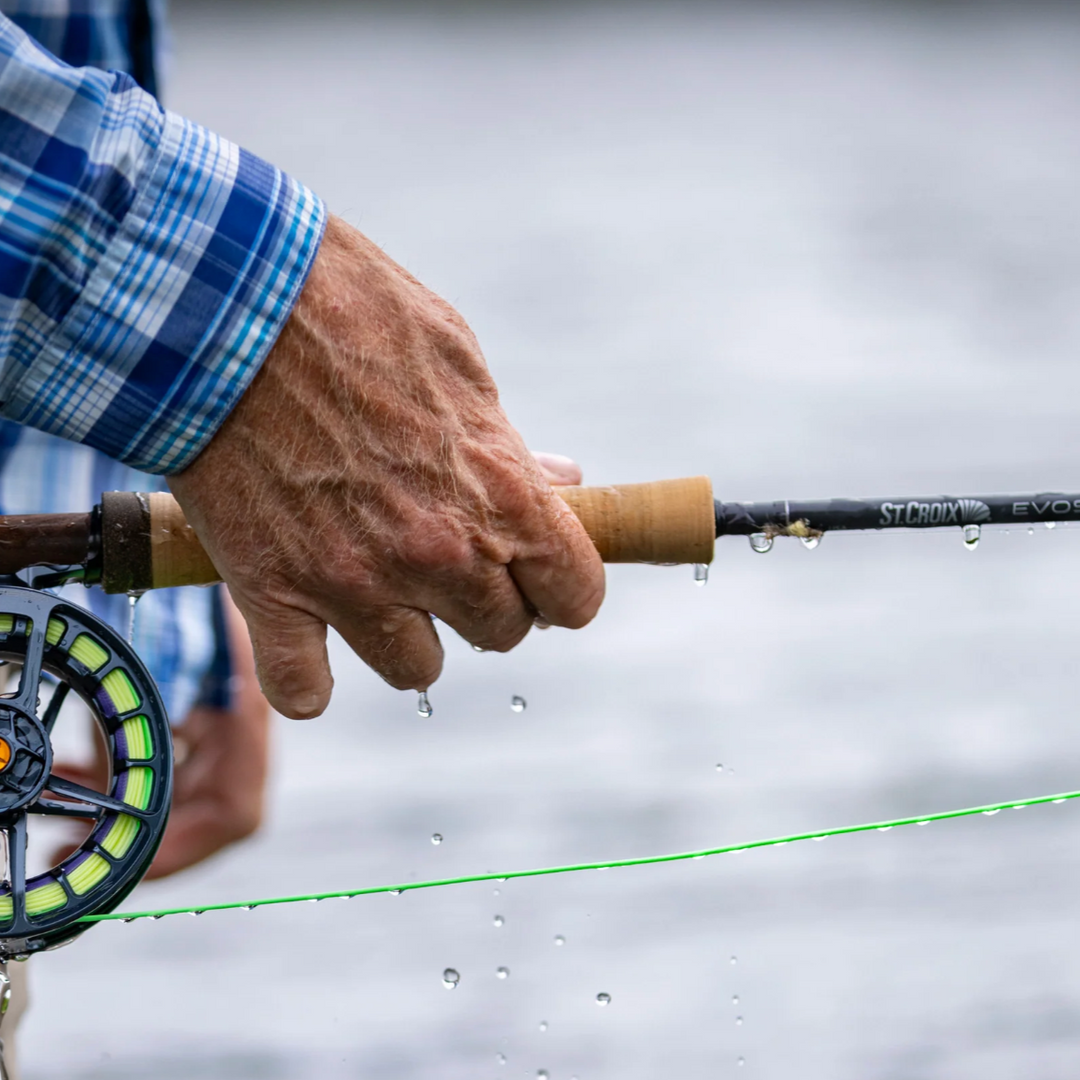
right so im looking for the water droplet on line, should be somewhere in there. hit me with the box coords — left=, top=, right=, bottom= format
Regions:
left=693, top=563, right=709, bottom=586
left=963, top=524, right=981, bottom=550
left=442, top=968, right=460, bottom=989
left=800, top=535, right=820, bottom=550
left=510, top=696, right=526, bottom=713
left=539, top=1021, right=548, bottom=1032
left=554, top=935, right=565, bottom=946
left=1046, top=520, right=1057, bottom=530
left=596, top=992, right=611, bottom=1006
left=493, top=914, right=504, bottom=927
left=749, top=533, right=773, bottom=554
left=390, top=889, right=402, bottom=896
left=417, top=692, right=432, bottom=718
left=982, top=809, right=1000, bottom=816
left=431, top=833, right=443, bottom=845
left=496, top=967, right=510, bottom=979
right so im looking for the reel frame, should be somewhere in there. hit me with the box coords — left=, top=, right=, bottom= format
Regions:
left=0, top=586, right=172, bottom=956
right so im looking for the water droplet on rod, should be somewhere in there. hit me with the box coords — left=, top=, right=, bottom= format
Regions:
left=431, top=833, right=443, bottom=845
left=748, top=533, right=773, bottom=554
left=510, top=695, right=526, bottom=713
left=800, top=535, right=821, bottom=550
left=963, top=524, right=981, bottom=550
left=496, top=967, right=510, bottom=979
left=693, top=563, right=709, bottom=586
left=596, top=992, right=611, bottom=1006
left=442, top=968, right=460, bottom=989
left=417, top=691, right=432, bottom=718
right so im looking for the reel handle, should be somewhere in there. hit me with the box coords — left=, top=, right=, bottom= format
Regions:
left=98, top=477, right=715, bottom=593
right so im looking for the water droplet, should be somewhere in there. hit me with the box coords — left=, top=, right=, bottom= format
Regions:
left=716, top=763, right=724, bottom=772
left=493, top=888, right=500, bottom=896
left=493, top=914, right=504, bottom=927
left=191, top=910, right=205, bottom=917
left=748, top=532, right=773, bottom=554
left=813, top=835, right=827, bottom=841
left=596, top=992, right=611, bottom=1006
left=693, top=563, right=709, bottom=586
left=554, top=935, right=565, bottom=946
left=1012, top=803, right=1026, bottom=810
left=472, top=644, right=486, bottom=652
left=737, top=1056, right=746, bottom=1067
left=537, top=1072, right=549, bottom=1079
left=800, top=535, right=821, bottom=550
left=1028, top=527, right=1035, bottom=535
left=1046, top=520, right=1057, bottom=530
left=496, top=1053, right=506, bottom=1065
left=1053, top=798, right=1067, bottom=804
left=417, top=691, right=433, bottom=718
left=431, top=833, right=443, bottom=845
left=732, top=995, right=739, bottom=1005
left=917, top=819, right=930, bottom=826
left=982, top=809, right=1000, bottom=816
left=122, top=917, right=136, bottom=923
left=442, top=968, right=460, bottom=989
left=244, top=905, right=257, bottom=911
left=510, top=696, right=527, bottom=713
left=877, top=826, right=893, bottom=832
left=730, top=955, right=737, bottom=965
left=152, top=914, right=166, bottom=920
left=496, top=967, right=510, bottom=979
left=390, top=889, right=403, bottom=896
left=534, top=616, right=551, bottom=630
left=963, top=524, right=981, bottom=550
left=539, top=1021, right=548, bottom=1032
left=735, top=1015, right=743, bottom=1026
left=126, top=592, right=140, bottom=645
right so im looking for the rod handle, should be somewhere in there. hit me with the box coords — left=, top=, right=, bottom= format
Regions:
left=100, top=477, right=715, bottom=593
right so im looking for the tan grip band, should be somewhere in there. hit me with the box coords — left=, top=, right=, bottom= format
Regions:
left=555, top=476, right=715, bottom=564
left=101, top=476, right=714, bottom=592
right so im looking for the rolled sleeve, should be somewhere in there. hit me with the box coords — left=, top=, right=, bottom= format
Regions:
left=0, top=16, right=325, bottom=473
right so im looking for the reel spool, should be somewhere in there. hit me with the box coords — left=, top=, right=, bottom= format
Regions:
left=0, top=586, right=171, bottom=956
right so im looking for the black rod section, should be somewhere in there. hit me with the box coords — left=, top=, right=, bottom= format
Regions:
left=716, top=493, right=1080, bottom=536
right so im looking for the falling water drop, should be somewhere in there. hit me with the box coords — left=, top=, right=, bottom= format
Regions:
left=730, top=955, right=737, bottom=965
left=748, top=533, right=773, bottom=554
left=962, top=524, right=981, bottom=550
left=496, top=1053, right=506, bottom=1065
left=496, top=967, right=510, bottom=979
left=537, top=1072, right=549, bottom=1079
left=431, top=833, right=443, bottom=845
left=715, top=763, right=724, bottom=772
left=493, top=914, right=504, bottom=927
left=732, top=995, right=739, bottom=1005
left=737, top=1056, right=746, bottom=1067
left=693, top=563, right=709, bottom=586
left=735, top=1016, right=743, bottom=1026
left=126, top=592, right=140, bottom=644
left=442, top=968, right=460, bottom=990
left=417, top=692, right=433, bottom=718
left=596, top=992, right=611, bottom=1006
left=1028, top=527, right=1035, bottom=535
left=493, top=888, right=500, bottom=897
left=510, top=696, right=527, bottom=713
left=800, top=535, right=821, bottom=550
left=554, top=935, right=565, bottom=946
left=539, top=1021, right=548, bottom=1032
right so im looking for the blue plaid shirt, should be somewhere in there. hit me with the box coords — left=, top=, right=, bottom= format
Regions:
left=0, top=5, right=325, bottom=473
left=0, top=3, right=326, bottom=718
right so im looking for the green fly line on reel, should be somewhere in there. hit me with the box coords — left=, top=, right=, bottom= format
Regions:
left=0, top=586, right=172, bottom=958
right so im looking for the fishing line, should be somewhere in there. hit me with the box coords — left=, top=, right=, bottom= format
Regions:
left=79, top=786, right=1080, bottom=924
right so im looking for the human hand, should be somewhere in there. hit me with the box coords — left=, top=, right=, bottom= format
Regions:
left=169, top=215, right=605, bottom=719
left=51, top=591, right=270, bottom=878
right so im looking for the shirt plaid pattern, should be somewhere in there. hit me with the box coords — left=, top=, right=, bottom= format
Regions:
left=0, top=11, right=325, bottom=473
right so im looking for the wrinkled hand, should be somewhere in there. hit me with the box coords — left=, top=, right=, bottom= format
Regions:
left=51, top=591, right=270, bottom=878
left=169, top=215, right=605, bottom=719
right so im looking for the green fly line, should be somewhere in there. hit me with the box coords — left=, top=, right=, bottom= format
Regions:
left=79, top=786, right=1080, bottom=924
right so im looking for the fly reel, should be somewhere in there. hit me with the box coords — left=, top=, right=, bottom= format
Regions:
left=0, top=585, right=171, bottom=956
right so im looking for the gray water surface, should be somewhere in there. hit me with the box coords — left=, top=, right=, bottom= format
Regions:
left=21, top=3, right=1080, bottom=1077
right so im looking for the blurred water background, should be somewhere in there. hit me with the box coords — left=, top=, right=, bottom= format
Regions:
left=20, top=1, right=1080, bottom=1077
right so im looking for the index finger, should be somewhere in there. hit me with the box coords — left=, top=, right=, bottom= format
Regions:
left=508, top=490, right=605, bottom=629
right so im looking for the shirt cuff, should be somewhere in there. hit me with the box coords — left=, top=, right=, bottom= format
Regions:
left=4, top=109, right=326, bottom=474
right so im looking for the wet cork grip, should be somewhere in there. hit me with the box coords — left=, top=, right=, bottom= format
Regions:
left=100, top=477, right=715, bottom=592
left=555, top=476, right=715, bottom=564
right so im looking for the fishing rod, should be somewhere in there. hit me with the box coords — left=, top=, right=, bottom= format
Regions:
left=0, top=476, right=1075, bottom=960
left=2, top=480, right=1080, bottom=590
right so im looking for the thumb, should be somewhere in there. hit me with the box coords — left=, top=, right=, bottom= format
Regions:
left=238, top=600, right=332, bottom=719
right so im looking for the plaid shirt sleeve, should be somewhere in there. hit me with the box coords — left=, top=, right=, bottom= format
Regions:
left=0, top=14, right=325, bottom=474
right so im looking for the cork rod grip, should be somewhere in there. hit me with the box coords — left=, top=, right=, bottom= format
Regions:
left=100, top=477, right=715, bottom=593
